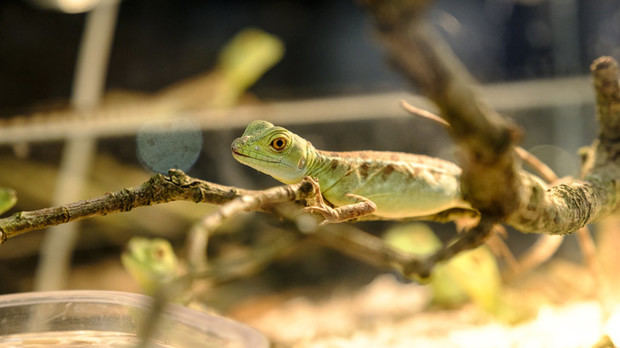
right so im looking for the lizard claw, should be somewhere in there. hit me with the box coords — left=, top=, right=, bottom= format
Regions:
left=301, top=177, right=376, bottom=224
left=304, top=205, right=340, bottom=224
left=304, top=194, right=377, bottom=224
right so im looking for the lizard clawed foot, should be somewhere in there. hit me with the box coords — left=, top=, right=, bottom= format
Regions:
left=304, top=205, right=341, bottom=225
left=302, top=176, right=337, bottom=224
left=304, top=189, right=377, bottom=225
left=304, top=176, right=327, bottom=207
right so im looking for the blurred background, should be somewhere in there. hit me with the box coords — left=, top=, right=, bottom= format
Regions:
left=0, top=0, right=620, bottom=345
left=2, top=0, right=620, bottom=108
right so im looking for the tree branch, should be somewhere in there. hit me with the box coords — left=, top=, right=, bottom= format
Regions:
left=1, top=2, right=618, bottom=283
left=186, top=177, right=317, bottom=271
left=361, top=0, right=521, bottom=221
left=361, top=0, right=620, bottom=235
left=0, top=169, right=256, bottom=243
left=511, top=58, right=620, bottom=233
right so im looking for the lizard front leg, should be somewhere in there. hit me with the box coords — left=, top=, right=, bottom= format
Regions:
left=303, top=177, right=377, bottom=224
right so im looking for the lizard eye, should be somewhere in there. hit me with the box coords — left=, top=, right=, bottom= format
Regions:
left=270, top=137, right=287, bottom=151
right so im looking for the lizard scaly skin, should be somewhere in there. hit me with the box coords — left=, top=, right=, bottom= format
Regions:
left=231, top=120, right=473, bottom=222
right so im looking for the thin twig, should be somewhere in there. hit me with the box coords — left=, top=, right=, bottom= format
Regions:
left=514, top=147, right=558, bottom=183
left=576, top=226, right=610, bottom=313
left=186, top=177, right=317, bottom=271
left=503, top=235, right=563, bottom=281
left=179, top=171, right=494, bottom=280
left=399, top=100, right=449, bottom=126
left=486, top=225, right=520, bottom=272
left=307, top=214, right=494, bottom=278
left=308, top=223, right=417, bottom=274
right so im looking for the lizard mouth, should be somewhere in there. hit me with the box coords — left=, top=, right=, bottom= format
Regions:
left=232, top=149, right=281, bottom=164
left=232, top=149, right=251, bottom=158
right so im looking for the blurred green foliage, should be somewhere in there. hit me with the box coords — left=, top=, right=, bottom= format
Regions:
left=0, top=188, right=17, bottom=215
left=384, top=223, right=521, bottom=322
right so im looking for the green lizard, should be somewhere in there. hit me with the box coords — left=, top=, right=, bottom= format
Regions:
left=231, top=120, right=475, bottom=223
left=121, top=237, right=180, bottom=296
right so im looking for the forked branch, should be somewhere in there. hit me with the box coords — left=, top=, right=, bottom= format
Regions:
left=361, top=0, right=620, bottom=235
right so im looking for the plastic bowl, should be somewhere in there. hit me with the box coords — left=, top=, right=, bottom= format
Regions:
left=0, top=290, right=268, bottom=348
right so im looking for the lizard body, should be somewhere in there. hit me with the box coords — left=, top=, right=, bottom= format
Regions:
left=231, top=120, right=473, bottom=221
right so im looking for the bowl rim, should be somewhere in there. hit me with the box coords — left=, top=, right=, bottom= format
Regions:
left=0, top=290, right=268, bottom=348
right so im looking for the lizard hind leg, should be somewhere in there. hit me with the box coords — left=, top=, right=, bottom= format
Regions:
left=303, top=179, right=376, bottom=224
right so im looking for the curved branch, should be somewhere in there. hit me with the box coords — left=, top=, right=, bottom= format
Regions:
left=508, top=59, right=620, bottom=234
left=186, top=177, right=317, bottom=271
left=361, top=0, right=620, bottom=235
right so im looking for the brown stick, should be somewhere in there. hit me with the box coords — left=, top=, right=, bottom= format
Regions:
left=399, top=100, right=450, bottom=126
left=0, top=169, right=255, bottom=243
left=186, top=177, right=317, bottom=271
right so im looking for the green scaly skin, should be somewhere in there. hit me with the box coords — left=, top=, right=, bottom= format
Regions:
left=121, top=237, right=179, bottom=295
left=231, top=120, right=473, bottom=220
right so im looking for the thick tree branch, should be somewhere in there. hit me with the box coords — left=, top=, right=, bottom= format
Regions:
left=592, top=57, right=620, bottom=141
left=508, top=59, right=620, bottom=233
left=361, top=0, right=620, bottom=235
left=360, top=0, right=521, bottom=220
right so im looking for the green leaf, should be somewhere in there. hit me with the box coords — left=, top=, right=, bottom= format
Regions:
left=0, top=188, right=17, bottom=215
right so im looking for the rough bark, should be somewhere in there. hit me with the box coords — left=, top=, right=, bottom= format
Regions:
left=0, top=170, right=257, bottom=242
left=360, top=0, right=620, bottom=235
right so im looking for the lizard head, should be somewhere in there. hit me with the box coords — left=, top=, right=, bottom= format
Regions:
left=121, top=237, right=179, bottom=295
left=232, top=120, right=311, bottom=184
